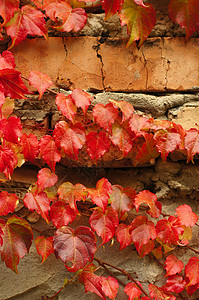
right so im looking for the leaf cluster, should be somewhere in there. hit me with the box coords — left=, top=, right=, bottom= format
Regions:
left=0, top=50, right=199, bottom=299
left=0, top=0, right=198, bottom=49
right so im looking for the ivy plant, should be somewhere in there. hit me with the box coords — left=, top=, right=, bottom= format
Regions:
left=0, top=50, right=199, bottom=300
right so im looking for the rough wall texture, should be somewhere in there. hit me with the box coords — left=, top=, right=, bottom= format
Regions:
left=12, top=36, right=199, bottom=92
left=1, top=1, right=199, bottom=299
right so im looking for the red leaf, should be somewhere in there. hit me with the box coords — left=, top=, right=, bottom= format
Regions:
left=156, top=216, right=184, bottom=245
left=168, top=0, right=199, bottom=39
left=44, top=0, right=68, bottom=21
left=152, top=245, right=163, bottom=259
left=185, top=257, right=199, bottom=287
left=172, top=122, right=186, bottom=149
left=165, top=254, right=184, bottom=277
left=39, top=135, right=61, bottom=173
left=93, top=103, right=118, bottom=132
left=101, top=0, right=124, bottom=19
left=0, top=0, right=19, bottom=25
left=163, top=274, right=186, bottom=293
left=44, top=1, right=87, bottom=32
left=55, top=93, right=77, bottom=123
left=89, top=207, right=119, bottom=245
left=53, top=226, right=97, bottom=271
left=50, top=201, right=77, bottom=228
left=36, top=168, right=58, bottom=193
left=31, top=0, right=43, bottom=9
left=20, top=132, right=39, bottom=163
left=86, top=131, right=110, bottom=162
left=23, top=191, right=50, bottom=223
left=145, top=118, right=171, bottom=131
left=0, top=51, right=16, bottom=69
left=184, top=128, right=199, bottom=162
left=137, top=239, right=155, bottom=257
left=35, top=236, right=54, bottom=263
left=0, top=116, right=22, bottom=143
left=0, top=145, right=17, bottom=179
left=0, top=85, right=5, bottom=108
left=120, top=0, right=156, bottom=47
left=0, top=191, right=19, bottom=216
left=54, top=7, right=87, bottom=32
left=87, top=178, right=112, bottom=212
left=149, top=284, right=176, bottom=300
left=175, top=204, right=198, bottom=228
left=0, top=69, right=29, bottom=99
left=53, top=121, right=86, bottom=159
left=110, top=122, right=133, bottom=156
left=134, top=190, right=162, bottom=218
left=124, top=281, right=142, bottom=299
left=131, top=215, right=156, bottom=249
left=101, top=276, right=119, bottom=299
left=129, top=114, right=148, bottom=136
left=116, top=223, right=132, bottom=250
left=70, top=88, right=93, bottom=115
left=135, top=133, right=159, bottom=165
left=0, top=216, right=33, bottom=273
left=110, top=185, right=136, bottom=218
left=29, top=71, right=53, bottom=99
left=109, top=99, right=135, bottom=123
left=185, top=283, right=199, bottom=296
left=0, top=227, right=3, bottom=247
left=5, top=5, right=47, bottom=49
left=154, top=130, right=181, bottom=161
left=57, top=182, right=86, bottom=212
left=79, top=263, right=106, bottom=300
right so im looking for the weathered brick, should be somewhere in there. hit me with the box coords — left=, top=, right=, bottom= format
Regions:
left=12, top=37, right=103, bottom=91
left=12, top=37, right=199, bottom=92
left=173, top=106, right=199, bottom=130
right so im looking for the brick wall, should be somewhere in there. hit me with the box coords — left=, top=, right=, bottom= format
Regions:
left=1, top=1, right=199, bottom=299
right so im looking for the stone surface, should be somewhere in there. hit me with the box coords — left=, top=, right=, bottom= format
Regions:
left=2, top=3, right=199, bottom=298
left=1, top=163, right=199, bottom=299
left=94, top=92, right=199, bottom=117
left=12, top=37, right=199, bottom=92
left=172, top=105, right=199, bottom=130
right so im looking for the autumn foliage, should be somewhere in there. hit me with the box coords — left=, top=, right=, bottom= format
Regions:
left=0, top=48, right=198, bottom=299
left=0, top=0, right=198, bottom=49
left=0, top=0, right=199, bottom=299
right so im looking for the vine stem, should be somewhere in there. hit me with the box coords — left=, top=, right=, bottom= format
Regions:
left=30, top=226, right=44, bottom=235
left=94, top=257, right=152, bottom=299
left=29, top=224, right=51, bottom=237
left=186, top=245, right=199, bottom=254
left=149, top=254, right=165, bottom=268
left=100, top=263, right=126, bottom=287
left=48, top=286, right=64, bottom=300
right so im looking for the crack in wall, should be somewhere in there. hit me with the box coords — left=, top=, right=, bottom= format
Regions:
left=165, top=59, right=170, bottom=90
left=140, top=49, right=149, bottom=90
left=62, top=37, right=68, bottom=60
left=160, top=38, right=170, bottom=91
left=92, top=39, right=106, bottom=90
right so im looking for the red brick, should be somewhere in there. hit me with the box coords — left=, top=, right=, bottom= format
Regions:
left=12, top=37, right=103, bottom=91
left=12, top=36, right=199, bottom=92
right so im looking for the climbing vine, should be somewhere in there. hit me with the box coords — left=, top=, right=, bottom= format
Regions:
left=0, top=50, right=199, bottom=299
left=0, top=0, right=199, bottom=299
left=0, top=0, right=198, bottom=49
